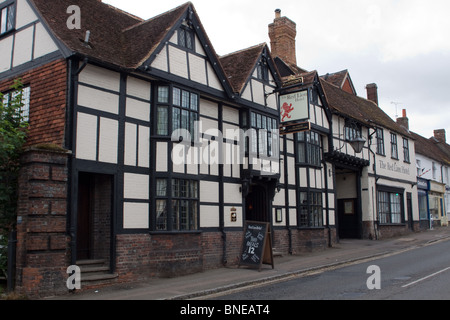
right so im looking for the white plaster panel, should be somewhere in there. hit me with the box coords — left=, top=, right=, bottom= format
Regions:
left=151, top=45, right=168, bottom=72
left=189, top=53, right=207, bottom=85
left=79, top=64, right=120, bottom=92
left=126, top=97, right=150, bottom=121
left=0, top=35, right=13, bottom=72
left=78, top=85, right=119, bottom=114
left=126, top=77, right=151, bottom=100
left=124, top=122, right=137, bottom=166
left=199, top=99, right=218, bottom=118
left=156, top=142, right=168, bottom=172
left=33, top=23, right=59, bottom=59
left=169, top=46, right=188, bottom=79
left=98, top=117, right=118, bottom=164
left=199, top=205, right=219, bottom=228
left=224, top=183, right=242, bottom=204
left=200, top=181, right=219, bottom=203
left=76, top=112, right=97, bottom=161
left=123, top=202, right=149, bottom=229
left=124, top=173, right=149, bottom=200
left=138, top=125, right=150, bottom=168
left=15, top=0, right=38, bottom=29
left=13, top=27, right=33, bottom=67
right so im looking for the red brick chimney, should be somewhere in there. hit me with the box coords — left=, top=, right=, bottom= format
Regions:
left=396, top=109, right=409, bottom=130
left=366, top=83, right=378, bottom=105
left=434, top=129, right=446, bottom=143
left=268, top=9, right=297, bottom=66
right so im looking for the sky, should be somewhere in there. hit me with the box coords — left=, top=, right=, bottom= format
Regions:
left=104, top=0, right=450, bottom=141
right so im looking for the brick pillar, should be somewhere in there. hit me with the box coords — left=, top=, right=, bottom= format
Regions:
left=15, top=147, right=71, bottom=298
left=366, top=83, right=379, bottom=105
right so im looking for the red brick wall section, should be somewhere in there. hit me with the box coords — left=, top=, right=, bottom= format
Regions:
left=0, top=59, right=67, bottom=148
left=15, top=149, right=70, bottom=298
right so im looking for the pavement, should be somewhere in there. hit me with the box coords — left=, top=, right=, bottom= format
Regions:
left=48, top=227, right=450, bottom=300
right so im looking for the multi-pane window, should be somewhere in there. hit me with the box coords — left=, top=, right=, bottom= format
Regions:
left=256, top=60, right=269, bottom=82
left=0, top=2, right=15, bottom=36
left=249, top=112, right=278, bottom=158
left=299, top=191, right=323, bottom=227
left=178, top=27, right=194, bottom=51
left=403, top=138, right=410, bottom=163
left=390, top=133, right=398, bottom=159
left=155, top=178, right=198, bottom=231
left=2, top=86, right=31, bottom=122
left=156, top=86, right=199, bottom=141
left=378, top=191, right=402, bottom=224
left=297, top=131, right=322, bottom=167
left=376, top=128, right=385, bottom=155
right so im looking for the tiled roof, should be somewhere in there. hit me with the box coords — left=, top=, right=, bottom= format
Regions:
left=411, top=132, right=450, bottom=165
left=220, top=44, right=266, bottom=94
left=30, top=0, right=191, bottom=69
left=320, top=78, right=412, bottom=137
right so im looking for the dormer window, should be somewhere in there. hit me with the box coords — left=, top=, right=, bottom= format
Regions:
left=0, top=1, right=15, bottom=36
left=256, top=60, right=269, bottom=82
left=178, top=26, right=194, bottom=51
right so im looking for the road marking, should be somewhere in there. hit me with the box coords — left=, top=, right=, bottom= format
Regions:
left=402, top=267, right=450, bottom=288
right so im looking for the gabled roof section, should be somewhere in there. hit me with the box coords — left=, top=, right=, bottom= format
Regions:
left=411, top=132, right=450, bottom=165
left=29, top=0, right=142, bottom=68
left=320, top=78, right=412, bottom=138
left=219, top=43, right=281, bottom=94
left=274, top=57, right=308, bottom=78
left=321, top=70, right=357, bottom=95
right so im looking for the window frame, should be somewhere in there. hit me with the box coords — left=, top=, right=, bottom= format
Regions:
left=1, top=85, right=31, bottom=123
left=155, top=85, right=199, bottom=142
left=298, top=190, right=323, bottom=228
left=296, top=131, right=322, bottom=167
left=390, top=132, right=398, bottom=160
left=248, top=111, right=278, bottom=159
left=403, top=137, right=410, bottom=163
left=377, top=188, right=404, bottom=225
left=0, top=1, right=16, bottom=37
left=178, top=26, right=195, bottom=51
left=376, top=127, right=385, bottom=156
left=155, top=178, right=199, bottom=232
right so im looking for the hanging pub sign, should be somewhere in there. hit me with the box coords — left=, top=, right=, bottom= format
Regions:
left=279, top=90, right=310, bottom=135
left=238, top=221, right=274, bottom=271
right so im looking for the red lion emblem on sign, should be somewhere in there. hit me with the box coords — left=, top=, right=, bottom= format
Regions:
left=280, top=102, right=294, bottom=122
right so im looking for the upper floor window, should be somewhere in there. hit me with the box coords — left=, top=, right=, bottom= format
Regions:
left=297, top=131, right=322, bottom=167
left=403, top=138, right=410, bottom=163
left=256, top=60, right=269, bottom=82
left=156, top=86, right=199, bottom=141
left=390, top=133, right=398, bottom=159
left=376, top=127, right=385, bottom=155
left=249, top=112, right=278, bottom=158
left=178, top=27, right=194, bottom=51
left=0, top=2, right=15, bottom=36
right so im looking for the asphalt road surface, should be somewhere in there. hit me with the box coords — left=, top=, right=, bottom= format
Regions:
left=212, top=238, right=450, bottom=300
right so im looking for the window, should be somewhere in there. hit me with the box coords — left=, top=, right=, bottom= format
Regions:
left=178, top=27, right=194, bottom=51
left=0, top=2, right=15, bottom=36
left=344, top=122, right=361, bottom=141
left=249, top=112, right=278, bottom=158
left=155, top=178, right=198, bottom=231
left=2, top=85, right=30, bottom=122
left=256, top=60, right=269, bottom=82
left=299, top=191, right=323, bottom=227
left=390, top=133, right=398, bottom=159
left=297, top=131, right=322, bottom=167
left=378, top=190, right=403, bottom=224
left=376, top=128, right=385, bottom=155
left=403, top=138, right=410, bottom=163
left=156, top=86, right=199, bottom=141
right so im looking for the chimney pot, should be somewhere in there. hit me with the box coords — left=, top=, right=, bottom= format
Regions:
left=275, top=9, right=281, bottom=19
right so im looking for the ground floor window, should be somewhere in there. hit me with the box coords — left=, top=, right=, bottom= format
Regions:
left=155, top=178, right=198, bottom=231
left=418, top=191, right=428, bottom=220
left=299, top=191, right=323, bottom=227
left=378, top=190, right=403, bottom=224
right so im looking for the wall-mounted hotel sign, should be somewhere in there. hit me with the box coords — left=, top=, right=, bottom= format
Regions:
left=279, top=90, right=310, bottom=135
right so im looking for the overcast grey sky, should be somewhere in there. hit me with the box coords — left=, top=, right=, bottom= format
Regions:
left=104, top=0, right=450, bottom=141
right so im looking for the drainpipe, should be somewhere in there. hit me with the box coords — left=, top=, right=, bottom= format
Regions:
left=368, top=129, right=379, bottom=240
left=323, top=161, right=332, bottom=247
left=283, top=135, right=293, bottom=254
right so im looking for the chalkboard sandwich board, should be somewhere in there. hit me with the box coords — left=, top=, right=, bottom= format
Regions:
left=238, top=221, right=274, bottom=271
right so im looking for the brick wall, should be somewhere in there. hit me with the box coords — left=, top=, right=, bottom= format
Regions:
left=15, top=149, right=70, bottom=298
left=0, top=59, right=67, bottom=148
